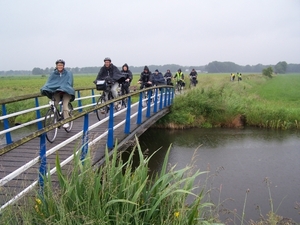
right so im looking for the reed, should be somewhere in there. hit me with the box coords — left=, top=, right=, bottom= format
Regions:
left=1, top=138, right=213, bottom=224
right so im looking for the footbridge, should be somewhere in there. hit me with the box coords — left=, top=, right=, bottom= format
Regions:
left=0, top=86, right=174, bottom=212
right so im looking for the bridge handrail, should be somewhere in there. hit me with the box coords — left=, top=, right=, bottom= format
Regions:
left=0, top=87, right=95, bottom=105
left=0, top=85, right=173, bottom=155
left=0, top=85, right=174, bottom=212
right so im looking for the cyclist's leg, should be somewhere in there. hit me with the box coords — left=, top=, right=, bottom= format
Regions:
left=53, top=92, right=61, bottom=108
left=62, top=93, right=71, bottom=119
left=111, top=82, right=119, bottom=99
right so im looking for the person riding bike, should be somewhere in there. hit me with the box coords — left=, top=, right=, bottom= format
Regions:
left=164, top=69, right=173, bottom=85
left=189, top=68, right=198, bottom=86
left=138, top=66, right=153, bottom=89
left=173, top=68, right=185, bottom=89
left=152, top=69, right=166, bottom=86
left=120, top=63, right=133, bottom=95
left=95, top=57, right=125, bottom=99
left=40, top=59, right=75, bottom=129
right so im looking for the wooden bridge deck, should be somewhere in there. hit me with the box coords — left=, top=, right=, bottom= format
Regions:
left=0, top=103, right=170, bottom=207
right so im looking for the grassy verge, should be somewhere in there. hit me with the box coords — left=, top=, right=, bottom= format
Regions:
left=1, top=73, right=300, bottom=129
left=156, top=73, right=300, bottom=129
left=1, top=139, right=213, bottom=224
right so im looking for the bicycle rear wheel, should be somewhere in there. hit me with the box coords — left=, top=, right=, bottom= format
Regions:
left=114, top=99, right=123, bottom=111
left=96, top=96, right=108, bottom=120
left=64, top=103, right=73, bottom=133
left=44, top=108, right=58, bottom=143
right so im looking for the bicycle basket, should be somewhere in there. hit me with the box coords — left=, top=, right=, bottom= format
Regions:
left=96, top=80, right=106, bottom=90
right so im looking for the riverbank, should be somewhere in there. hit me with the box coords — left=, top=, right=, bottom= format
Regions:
left=155, top=73, right=300, bottom=130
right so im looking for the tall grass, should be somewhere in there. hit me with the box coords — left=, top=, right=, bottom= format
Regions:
left=1, top=138, right=213, bottom=224
left=157, top=73, right=300, bottom=129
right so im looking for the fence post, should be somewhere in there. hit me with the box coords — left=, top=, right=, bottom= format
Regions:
left=1, top=104, right=12, bottom=144
left=81, top=114, right=89, bottom=161
left=91, top=89, right=96, bottom=105
left=124, top=96, right=131, bottom=134
left=137, top=92, right=143, bottom=124
left=38, top=133, right=47, bottom=194
left=153, top=87, right=158, bottom=113
left=164, top=88, right=167, bottom=108
left=146, top=89, right=152, bottom=118
left=159, top=88, right=163, bottom=110
left=35, top=97, right=43, bottom=130
left=107, top=102, right=114, bottom=149
left=77, top=90, right=82, bottom=112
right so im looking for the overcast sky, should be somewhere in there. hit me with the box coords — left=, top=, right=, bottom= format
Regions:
left=1, top=0, right=299, bottom=71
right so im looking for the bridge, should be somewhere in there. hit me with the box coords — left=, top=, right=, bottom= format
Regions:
left=0, top=85, right=174, bottom=212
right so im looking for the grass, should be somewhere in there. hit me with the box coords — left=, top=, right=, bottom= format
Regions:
left=1, top=73, right=300, bottom=129
left=1, top=139, right=213, bottom=224
left=156, top=73, right=300, bottom=129
left=0, top=74, right=141, bottom=124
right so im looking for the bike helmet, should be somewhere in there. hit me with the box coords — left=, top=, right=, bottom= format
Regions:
left=104, top=57, right=111, bottom=62
left=178, top=68, right=181, bottom=72
left=55, top=59, right=65, bottom=65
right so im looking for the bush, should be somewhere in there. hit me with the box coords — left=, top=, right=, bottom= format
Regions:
left=262, top=67, right=273, bottom=78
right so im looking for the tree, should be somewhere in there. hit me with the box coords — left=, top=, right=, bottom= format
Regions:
left=32, top=67, right=44, bottom=75
left=262, top=67, right=273, bottom=78
left=274, top=61, right=287, bottom=74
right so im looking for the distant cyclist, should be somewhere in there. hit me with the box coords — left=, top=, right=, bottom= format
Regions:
left=40, top=59, right=75, bottom=128
left=189, top=68, right=198, bottom=86
left=95, top=57, right=125, bottom=98
left=152, top=69, right=166, bottom=86
left=138, top=66, right=153, bottom=89
left=120, top=63, right=133, bottom=95
left=173, top=68, right=185, bottom=88
left=164, top=69, right=173, bottom=85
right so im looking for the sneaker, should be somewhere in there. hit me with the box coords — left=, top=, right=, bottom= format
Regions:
left=63, top=123, right=70, bottom=129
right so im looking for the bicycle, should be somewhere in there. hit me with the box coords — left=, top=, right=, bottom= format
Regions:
left=95, top=80, right=123, bottom=121
left=44, top=95, right=73, bottom=143
left=189, top=76, right=198, bottom=88
left=175, top=79, right=184, bottom=94
left=139, top=82, right=153, bottom=107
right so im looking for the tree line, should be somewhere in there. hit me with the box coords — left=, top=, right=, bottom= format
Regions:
left=0, top=61, right=299, bottom=76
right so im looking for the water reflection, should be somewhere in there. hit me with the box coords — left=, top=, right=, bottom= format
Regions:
left=136, top=128, right=300, bottom=222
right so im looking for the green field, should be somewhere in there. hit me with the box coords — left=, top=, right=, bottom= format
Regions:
left=157, top=73, right=300, bottom=129
left=1, top=73, right=300, bottom=129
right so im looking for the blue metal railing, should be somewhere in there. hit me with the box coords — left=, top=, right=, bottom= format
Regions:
left=0, top=86, right=174, bottom=211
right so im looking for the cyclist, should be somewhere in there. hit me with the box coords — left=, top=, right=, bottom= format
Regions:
left=152, top=69, right=165, bottom=86
left=120, top=63, right=133, bottom=95
left=164, top=69, right=173, bottom=85
left=173, top=68, right=185, bottom=89
left=189, top=68, right=198, bottom=86
left=138, top=66, right=153, bottom=89
left=40, top=59, right=75, bottom=129
left=95, top=57, right=125, bottom=99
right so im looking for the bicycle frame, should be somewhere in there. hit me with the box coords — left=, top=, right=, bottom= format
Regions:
left=44, top=98, right=73, bottom=143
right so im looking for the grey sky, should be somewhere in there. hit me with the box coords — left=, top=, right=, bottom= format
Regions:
left=1, top=0, right=299, bottom=71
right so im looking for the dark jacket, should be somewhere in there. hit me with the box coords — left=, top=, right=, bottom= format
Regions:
left=189, top=70, right=198, bottom=78
left=164, top=71, right=172, bottom=79
left=152, top=72, right=165, bottom=85
left=139, top=66, right=152, bottom=83
left=96, top=63, right=125, bottom=83
left=121, top=63, right=133, bottom=83
left=40, top=69, right=75, bottom=101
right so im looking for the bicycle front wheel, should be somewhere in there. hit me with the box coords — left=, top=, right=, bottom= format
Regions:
left=64, top=103, right=73, bottom=133
left=96, top=96, right=107, bottom=120
left=44, top=108, right=58, bottom=143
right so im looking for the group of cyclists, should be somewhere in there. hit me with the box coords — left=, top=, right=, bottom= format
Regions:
left=40, top=57, right=199, bottom=128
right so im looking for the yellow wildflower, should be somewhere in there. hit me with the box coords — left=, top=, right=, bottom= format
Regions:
left=174, top=211, right=180, bottom=218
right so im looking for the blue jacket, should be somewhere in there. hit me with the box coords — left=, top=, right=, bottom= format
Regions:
left=152, top=72, right=166, bottom=85
left=40, top=69, right=75, bottom=101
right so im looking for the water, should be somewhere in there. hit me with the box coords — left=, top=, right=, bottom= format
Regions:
left=135, top=128, right=300, bottom=222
